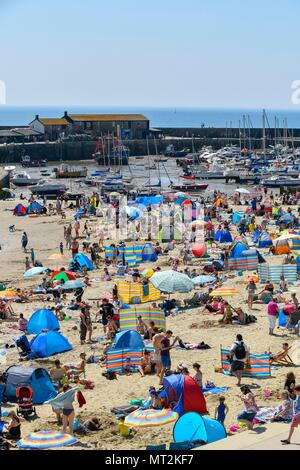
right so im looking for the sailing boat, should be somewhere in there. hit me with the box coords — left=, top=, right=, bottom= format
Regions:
left=144, top=137, right=161, bottom=188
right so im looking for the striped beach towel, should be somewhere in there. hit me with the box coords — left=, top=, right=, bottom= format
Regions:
left=117, top=281, right=161, bottom=304
left=119, top=308, right=166, bottom=331
left=221, top=348, right=271, bottom=378
left=258, top=264, right=297, bottom=284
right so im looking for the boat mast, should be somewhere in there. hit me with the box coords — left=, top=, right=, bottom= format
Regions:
left=247, top=115, right=252, bottom=153
left=153, top=136, right=161, bottom=186
left=262, top=109, right=266, bottom=157
left=239, top=119, right=242, bottom=151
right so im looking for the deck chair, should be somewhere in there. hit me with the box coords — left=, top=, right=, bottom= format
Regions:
left=146, top=444, right=167, bottom=451
left=68, top=365, right=86, bottom=381
left=270, top=346, right=294, bottom=366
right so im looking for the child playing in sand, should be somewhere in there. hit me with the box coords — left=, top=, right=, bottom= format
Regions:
left=118, top=416, right=136, bottom=437
left=123, top=357, right=133, bottom=374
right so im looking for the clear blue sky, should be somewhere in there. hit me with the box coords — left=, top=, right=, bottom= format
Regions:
left=1, top=0, right=300, bottom=107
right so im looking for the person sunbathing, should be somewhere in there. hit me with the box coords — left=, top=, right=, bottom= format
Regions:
left=204, top=297, right=223, bottom=315
left=270, top=343, right=294, bottom=366
left=258, top=280, right=274, bottom=302
left=64, top=353, right=86, bottom=378
left=219, top=301, right=233, bottom=324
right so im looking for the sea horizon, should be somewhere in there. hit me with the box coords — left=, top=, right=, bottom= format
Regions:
left=0, top=105, right=299, bottom=129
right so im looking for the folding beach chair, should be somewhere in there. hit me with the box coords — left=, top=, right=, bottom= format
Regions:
left=270, top=346, right=294, bottom=366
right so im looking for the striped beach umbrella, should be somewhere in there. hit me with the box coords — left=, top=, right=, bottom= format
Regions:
left=125, top=409, right=178, bottom=428
left=17, top=431, right=77, bottom=449
left=209, top=287, right=239, bottom=297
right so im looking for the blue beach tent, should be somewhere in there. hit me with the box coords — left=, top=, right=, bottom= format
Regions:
left=29, top=331, right=72, bottom=358
left=141, top=244, right=158, bottom=262
left=27, top=201, right=44, bottom=214
left=4, top=366, right=57, bottom=404
left=258, top=231, right=273, bottom=248
left=27, top=309, right=60, bottom=335
left=214, top=229, right=233, bottom=244
left=113, top=330, right=145, bottom=349
left=70, top=253, right=94, bottom=271
left=173, top=412, right=226, bottom=445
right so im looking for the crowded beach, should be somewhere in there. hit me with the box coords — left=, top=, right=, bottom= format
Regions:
left=1, top=186, right=300, bottom=450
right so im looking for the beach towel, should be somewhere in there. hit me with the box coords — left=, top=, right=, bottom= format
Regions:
left=202, top=386, right=229, bottom=395
left=45, top=387, right=79, bottom=409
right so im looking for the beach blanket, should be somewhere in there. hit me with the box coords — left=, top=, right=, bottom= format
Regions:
left=119, top=307, right=166, bottom=331
left=221, top=348, right=271, bottom=378
left=254, top=407, right=279, bottom=423
left=258, top=264, right=297, bottom=284
left=202, top=386, right=229, bottom=395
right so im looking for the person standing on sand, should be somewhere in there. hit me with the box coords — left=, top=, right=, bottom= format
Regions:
left=267, top=297, right=279, bottom=336
left=159, top=330, right=179, bottom=385
left=152, top=328, right=164, bottom=376
left=246, top=278, right=257, bottom=310
left=80, top=306, right=92, bottom=344
left=229, top=334, right=248, bottom=386
left=281, top=385, right=300, bottom=445
left=71, top=238, right=79, bottom=258
left=30, top=248, right=35, bottom=266
left=21, top=232, right=28, bottom=252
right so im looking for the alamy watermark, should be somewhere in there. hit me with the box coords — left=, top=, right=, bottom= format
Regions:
left=94, top=197, right=206, bottom=247
left=291, top=80, right=300, bottom=105
left=0, top=80, right=6, bottom=104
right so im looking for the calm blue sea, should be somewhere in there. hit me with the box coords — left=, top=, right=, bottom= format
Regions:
left=0, top=106, right=300, bottom=128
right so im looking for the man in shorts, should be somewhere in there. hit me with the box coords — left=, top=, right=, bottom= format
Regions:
left=152, top=328, right=164, bottom=377
left=159, top=330, right=179, bottom=385
left=229, top=334, right=248, bottom=386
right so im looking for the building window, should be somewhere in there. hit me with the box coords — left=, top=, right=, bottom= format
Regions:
left=85, top=121, right=93, bottom=130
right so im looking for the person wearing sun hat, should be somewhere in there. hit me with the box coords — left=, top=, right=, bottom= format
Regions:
left=246, top=277, right=257, bottom=310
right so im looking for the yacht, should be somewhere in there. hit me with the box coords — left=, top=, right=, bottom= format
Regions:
left=31, top=180, right=67, bottom=196
left=11, top=171, right=41, bottom=187
left=262, top=175, right=300, bottom=188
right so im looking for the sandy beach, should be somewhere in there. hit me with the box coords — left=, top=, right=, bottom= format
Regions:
left=0, top=194, right=299, bottom=450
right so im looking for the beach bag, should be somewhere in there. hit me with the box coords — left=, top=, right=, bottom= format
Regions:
left=234, top=342, right=246, bottom=360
